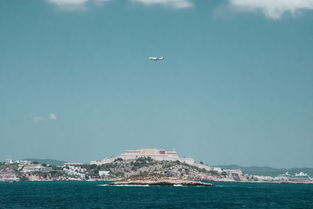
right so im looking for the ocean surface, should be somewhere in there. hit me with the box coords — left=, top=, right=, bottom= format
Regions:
left=0, top=181, right=312, bottom=209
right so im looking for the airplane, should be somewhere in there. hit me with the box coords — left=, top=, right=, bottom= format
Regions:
left=148, top=56, right=164, bottom=61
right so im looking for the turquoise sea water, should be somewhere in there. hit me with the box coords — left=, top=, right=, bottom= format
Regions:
left=0, top=181, right=312, bottom=209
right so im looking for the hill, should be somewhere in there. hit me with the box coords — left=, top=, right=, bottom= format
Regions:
left=1, top=157, right=247, bottom=182
left=81, top=157, right=249, bottom=181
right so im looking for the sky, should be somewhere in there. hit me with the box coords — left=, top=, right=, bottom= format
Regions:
left=0, top=0, right=313, bottom=168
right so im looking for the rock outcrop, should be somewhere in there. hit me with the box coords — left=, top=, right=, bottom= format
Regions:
left=109, top=173, right=213, bottom=186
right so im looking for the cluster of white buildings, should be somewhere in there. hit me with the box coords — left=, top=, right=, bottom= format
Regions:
left=21, top=164, right=52, bottom=173
left=279, top=171, right=312, bottom=181
left=63, top=165, right=86, bottom=179
left=3, top=159, right=52, bottom=173
left=246, top=171, right=313, bottom=182
left=4, top=159, right=31, bottom=165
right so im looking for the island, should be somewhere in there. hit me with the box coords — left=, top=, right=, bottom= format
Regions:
left=108, top=173, right=213, bottom=186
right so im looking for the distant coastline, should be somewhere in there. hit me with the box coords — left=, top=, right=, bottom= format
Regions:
left=1, top=149, right=312, bottom=184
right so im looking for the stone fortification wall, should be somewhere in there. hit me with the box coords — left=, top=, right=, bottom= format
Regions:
left=90, top=148, right=196, bottom=165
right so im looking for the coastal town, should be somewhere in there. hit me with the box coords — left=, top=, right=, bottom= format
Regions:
left=1, top=149, right=312, bottom=184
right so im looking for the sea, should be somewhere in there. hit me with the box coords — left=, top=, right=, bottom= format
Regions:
left=0, top=181, right=312, bottom=209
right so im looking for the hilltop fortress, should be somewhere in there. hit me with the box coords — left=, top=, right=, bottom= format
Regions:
left=89, top=148, right=237, bottom=175
left=89, top=148, right=247, bottom=181
left=90, top=148, right=196, bottom=165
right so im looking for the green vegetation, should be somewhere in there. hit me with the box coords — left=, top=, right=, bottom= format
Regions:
left=114, top=158, right=123, bottom=162
left=130, top=157, right=155, bottom=171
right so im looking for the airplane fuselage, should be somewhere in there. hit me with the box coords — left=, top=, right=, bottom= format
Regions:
left=149, top=56, right=164, bottom=61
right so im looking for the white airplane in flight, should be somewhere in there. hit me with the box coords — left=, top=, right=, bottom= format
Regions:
left=148, top=56, right=164, bottom=61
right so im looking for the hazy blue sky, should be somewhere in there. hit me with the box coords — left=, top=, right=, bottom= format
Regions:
left=1, top=0, right=312, bottom=168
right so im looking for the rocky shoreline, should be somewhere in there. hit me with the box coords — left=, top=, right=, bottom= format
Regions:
left=108, top=173, right=213, bottom=187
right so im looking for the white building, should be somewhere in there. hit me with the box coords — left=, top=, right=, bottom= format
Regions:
left=224, top=169, right=243, bottom=175
left=90, top=158, right=115, bottom=165
left=5, top=159, right=13, bottom=165
left=99, top=171, right=110, bottom=177
left=212, top=167, right=223, bottom=173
